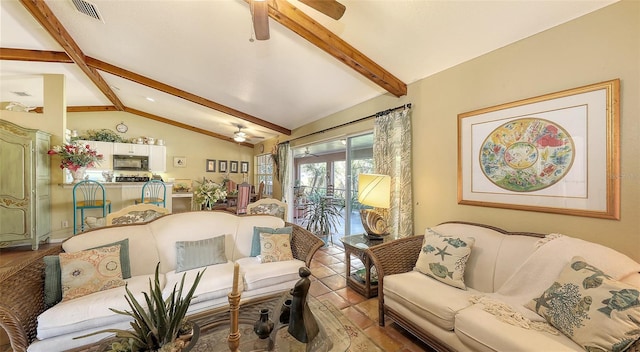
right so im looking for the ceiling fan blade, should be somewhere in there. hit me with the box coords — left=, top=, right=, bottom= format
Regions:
left=252, top=0, right=270, bottom=40
left=299, top=0, right=346, bottom=20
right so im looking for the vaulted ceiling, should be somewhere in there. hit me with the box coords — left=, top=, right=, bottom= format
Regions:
left=0, top=0, right=617, bottom=145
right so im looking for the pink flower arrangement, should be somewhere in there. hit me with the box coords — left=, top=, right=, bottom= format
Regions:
left=48, top=141, right=103, bottom=171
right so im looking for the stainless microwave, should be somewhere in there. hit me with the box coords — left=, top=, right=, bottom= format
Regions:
left=113, top=155, right=149, bottom=171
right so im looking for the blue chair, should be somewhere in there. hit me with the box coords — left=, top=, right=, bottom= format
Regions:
left=136, top=180, right=166, bottom=208
left=73, top=180, right=111, bottom=234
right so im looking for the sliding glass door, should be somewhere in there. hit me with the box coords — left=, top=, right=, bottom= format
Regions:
left=345, top=133, right=373, bottom=236
left=292, top=132, right=373, bottom=239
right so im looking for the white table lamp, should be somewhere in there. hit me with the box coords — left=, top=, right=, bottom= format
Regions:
left=358, top=174, right=391, bottom=238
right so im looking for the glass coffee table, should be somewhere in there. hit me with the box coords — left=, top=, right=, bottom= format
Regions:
left=187, top=292, right=349, bottom=352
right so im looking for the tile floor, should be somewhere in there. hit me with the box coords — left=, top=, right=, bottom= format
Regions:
left=309, top=242, right=435, bottom=352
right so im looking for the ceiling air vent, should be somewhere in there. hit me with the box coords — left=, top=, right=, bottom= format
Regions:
left=11, top=91, right=31, bottom=97
left=70, top=0, right=104, bottom=22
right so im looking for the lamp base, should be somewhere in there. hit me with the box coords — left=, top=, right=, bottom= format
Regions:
left=360, top=209, right=388, bottom=238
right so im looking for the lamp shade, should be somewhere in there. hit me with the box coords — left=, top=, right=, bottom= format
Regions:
left=358, top=174, right=390, bottom=208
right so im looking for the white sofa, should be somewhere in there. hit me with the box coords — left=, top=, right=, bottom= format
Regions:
left=367, top=221, right=640, bottom=352
left=26, top=211, right=323, bottom=352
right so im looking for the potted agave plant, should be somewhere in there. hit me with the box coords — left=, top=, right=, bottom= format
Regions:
left=76, top=263, right=204, bottom=352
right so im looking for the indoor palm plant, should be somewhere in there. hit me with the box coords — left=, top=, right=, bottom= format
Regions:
left=77, top=264, right=204, bottom=352
left=302, top=191, right=344, bottom=244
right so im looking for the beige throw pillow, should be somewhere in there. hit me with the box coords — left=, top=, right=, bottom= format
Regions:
left=414, top=228, right=475, bottom=290
left=260, top=233, right=294, bottom=263
left=526, top=256, right=640, bottom=351
left=59, top=245, right=126, bottom=301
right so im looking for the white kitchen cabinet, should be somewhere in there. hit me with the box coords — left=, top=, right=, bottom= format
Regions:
left=78, top=140, right=113, bottom=170
left=113, top=142, right=149, bottom=156
left=148, top=145, right=166, bottom=172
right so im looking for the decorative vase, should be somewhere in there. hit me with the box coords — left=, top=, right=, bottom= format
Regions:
left=70, top=167, right=87, bottom=183
left=280, top=298, right=292, bottom=324
left=253, top=308, right=274, bottom=339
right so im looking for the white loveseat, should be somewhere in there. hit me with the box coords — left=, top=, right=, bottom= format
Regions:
left=26, top=211, right=323, bottom=352
left=367, top=221, right=640, bottom=352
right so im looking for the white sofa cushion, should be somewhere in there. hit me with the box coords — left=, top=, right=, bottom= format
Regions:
left=455, top=303, right=583, bottom=351
left=384, top=271, right=477, bottom=330
left=37, top=274, right=158, bottom=339
left=149, top=211, right=240, bottom=274
left=163, top=261, right=237, bottom=305
left=235, top=256, right=305, bottom=291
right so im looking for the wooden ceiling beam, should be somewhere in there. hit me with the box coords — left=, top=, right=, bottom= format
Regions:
left=0, top=48, right=72, bottom=63
left=31, top=105, right=118, bottom=114
left=124, top=107, right=254, bottom=148
left=267, top=0, right=407, bottom=97
left=85, top=56, right=291, bottom=136
left=18, top=0, right=125, bottom=110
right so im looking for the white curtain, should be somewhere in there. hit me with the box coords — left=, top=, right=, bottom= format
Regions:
left=276, top=142, right=293, bottom=220
left=373, top=107, right=413, bottom=238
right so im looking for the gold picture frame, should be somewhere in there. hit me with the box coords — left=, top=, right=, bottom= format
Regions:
left=458, top=79, right=620, bottom=219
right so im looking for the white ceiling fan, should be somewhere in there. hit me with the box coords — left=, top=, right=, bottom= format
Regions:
left=251, top=0, right=346, bottom=40
left=295, top=147, right=319, bottom=158
left=233, top=125, right=264, bottom=143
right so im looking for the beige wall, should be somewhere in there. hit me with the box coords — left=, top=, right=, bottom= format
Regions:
left=287, top=1, right=640, bottom=261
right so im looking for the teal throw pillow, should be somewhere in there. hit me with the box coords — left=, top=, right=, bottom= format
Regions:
left=251, top=226, right=293, bottom=257
left=43, top=255, right=62, bottom=308
left=176, top=235, right=228, bottom=273
left=43, top=238, right=131, bottom=307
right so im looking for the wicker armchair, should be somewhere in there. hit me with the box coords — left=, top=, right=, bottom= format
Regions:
left=286, top=221, right=325, bottom=267
left=0, top=245, right=63, bottom=352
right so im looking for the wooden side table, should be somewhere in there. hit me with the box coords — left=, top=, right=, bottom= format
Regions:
left=340, top=234, right=397, bottom=298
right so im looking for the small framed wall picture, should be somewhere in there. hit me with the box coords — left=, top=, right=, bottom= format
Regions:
left=219, top=160, right=228, bottom=173
left=206, top=159, right=216, bottom=172
left=174, top=157, right=187, bottom=168
left=240, top=161, right=249, bottom=173
left=230, top=161, right=239, bottom=173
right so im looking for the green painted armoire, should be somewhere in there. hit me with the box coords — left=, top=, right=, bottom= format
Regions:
left=0, top=119, right=51, bottom=249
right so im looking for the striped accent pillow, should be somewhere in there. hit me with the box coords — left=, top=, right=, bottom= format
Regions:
left=176, top=235, right=228, bottom=273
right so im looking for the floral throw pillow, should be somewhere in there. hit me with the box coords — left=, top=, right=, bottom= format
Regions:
left=526, top=256, right=640, bottom=351
left=413, top=228, right=475, bottom=290
left=59, top=245, right=126, bottom=302
left=260, top=233, right=294, bottom=263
